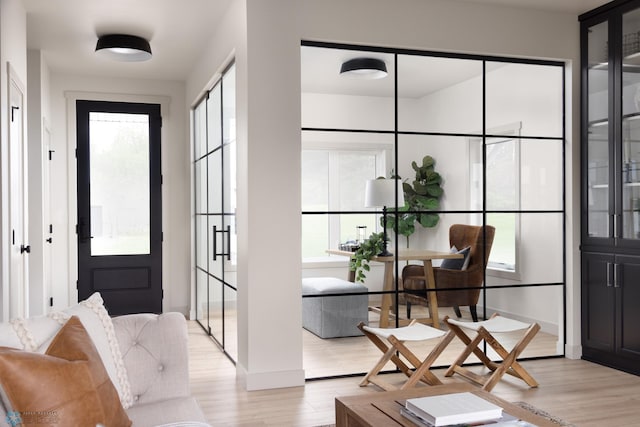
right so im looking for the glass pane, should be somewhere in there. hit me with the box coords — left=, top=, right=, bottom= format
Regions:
left=398, top=134, right=478, bottom=212
left=487, top=212, right=516, bottom=271
left=208, top=150, right=222, bottom=214
left=208, top=216, right=224, bottom=279
left=486, top=62, right=563, bottom=138
left=337, top=152, right=376, bottom=211
left=486, top=213, right=564, bottom=285
left=223, top=64, right=236, bottom=145
left=195, top=269, right=208, bottom=323
left=89, top=112, right=150, bottom=256
left=209, top=277, right=223, bottom=343
left=622, top=9, right=640, bottom=239
left=521, top=139, right=563, bottom=211
left=587, top=20, right=610, bottom=238
left=207, top=85, right=222, bottom=152
left=195, top=215, right=207, bottom=269
left=224, top=215, right=237, bottom=286
left=485, top=136, right=518, bottom=211
left=301, top=150, right=329, bottom=212
left=223, top=142, right=236, bottom=214
left=195, top=159, right=206, bottom=214
left=398, top=55, right=482, bottom=134
left=224, top=285, right=238, bottom=360
left=302, top=215, right=329, bottom=258
left=484, top=286, right=563, bottom=357
left=193, top=100, right=207, bottom=159
left=301, top=46, right=395, bottom=131
left=340, top=214, right=377, bottom=246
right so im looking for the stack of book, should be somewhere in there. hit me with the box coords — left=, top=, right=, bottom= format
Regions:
left=401, top=392, right=536, bottom=427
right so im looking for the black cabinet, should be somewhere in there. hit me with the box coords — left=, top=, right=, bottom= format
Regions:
left=581, top=0, right=640, bottom=375
left=581, top=253, right=640, bottom=374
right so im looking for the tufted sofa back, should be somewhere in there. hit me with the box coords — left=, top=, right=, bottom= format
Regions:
left=112, top=312, right=190, bottom=407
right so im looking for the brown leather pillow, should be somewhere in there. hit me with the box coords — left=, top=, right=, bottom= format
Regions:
left=0, top=316, right=132, bottom=427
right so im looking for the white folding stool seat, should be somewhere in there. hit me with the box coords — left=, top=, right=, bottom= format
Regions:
left=445, top=313, right=540, bottom=391
left=358, top=321, right=454, bottom=391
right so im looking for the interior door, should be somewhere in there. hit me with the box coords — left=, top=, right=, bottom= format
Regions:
left=76, top=100, right=162, bottom=315
left=8, top=67, right=28, bottom=319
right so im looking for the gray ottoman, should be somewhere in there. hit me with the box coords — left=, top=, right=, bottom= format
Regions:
left=302, top=277, right=368, bottom=338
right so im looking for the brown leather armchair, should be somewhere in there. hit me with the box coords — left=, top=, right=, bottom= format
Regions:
left=401, top=224, right=495, bottom=322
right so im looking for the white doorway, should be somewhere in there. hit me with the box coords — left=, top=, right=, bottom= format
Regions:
left=8, top=64, right=29, bottom=319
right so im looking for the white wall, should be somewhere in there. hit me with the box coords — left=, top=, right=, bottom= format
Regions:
left=0, top=0, right=27, bottom=321
left=48, top=73, right=190, bottom=314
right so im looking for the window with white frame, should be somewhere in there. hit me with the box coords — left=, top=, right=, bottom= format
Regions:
left=301, top=145, right=390, bottom=260
left=469, top=123, right=522, bottom=276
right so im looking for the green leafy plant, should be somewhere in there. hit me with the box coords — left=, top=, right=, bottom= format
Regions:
left=349, top=232, right=386, bottom=283
left=387, top=155, right=443, bottom=240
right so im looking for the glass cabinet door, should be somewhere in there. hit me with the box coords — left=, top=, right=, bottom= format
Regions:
left=622, top=8, right=640, bottom=240
left=586, top=20, right=611, bottom=239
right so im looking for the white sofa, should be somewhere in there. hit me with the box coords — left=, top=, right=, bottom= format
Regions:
left=0, top=293, right=209, bottom=427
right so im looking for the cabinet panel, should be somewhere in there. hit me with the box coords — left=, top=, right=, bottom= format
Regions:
left=617, top=255, right=640, bottom=358
left=581, top=252, right=616, bottom=352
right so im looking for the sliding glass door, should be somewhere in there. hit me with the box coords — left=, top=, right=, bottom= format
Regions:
left=194, top=63, right=237, bottom=361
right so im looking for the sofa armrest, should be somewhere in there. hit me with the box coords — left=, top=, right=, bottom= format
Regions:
left=112, top=312, right=190, bottom=406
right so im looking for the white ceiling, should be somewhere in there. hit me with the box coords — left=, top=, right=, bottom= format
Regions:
left=23, top=0, right=609, bottom=82
left=23, top=0, right=233, bottom=81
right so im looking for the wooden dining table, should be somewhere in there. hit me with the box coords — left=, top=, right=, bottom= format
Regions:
left=326, top=249, right=463, bottom=328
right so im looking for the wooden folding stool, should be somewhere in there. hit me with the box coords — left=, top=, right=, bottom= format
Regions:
left=444, top=313, right=541, bottom=391
left=357, top=321, right=455, bottom=391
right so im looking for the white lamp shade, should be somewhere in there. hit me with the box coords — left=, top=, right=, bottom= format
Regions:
left=364, top=179, right=405, bottom=208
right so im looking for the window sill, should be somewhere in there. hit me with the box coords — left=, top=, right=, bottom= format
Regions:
left=303, top=256, right=350, bottom=269
left=487, top=267, right=521, bottom=281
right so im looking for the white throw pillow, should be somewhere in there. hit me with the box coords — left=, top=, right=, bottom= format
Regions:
left=0, top=292, right=133, bottom=409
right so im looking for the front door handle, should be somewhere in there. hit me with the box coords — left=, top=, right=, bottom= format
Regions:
left=20, top=244, right=30, bottom=254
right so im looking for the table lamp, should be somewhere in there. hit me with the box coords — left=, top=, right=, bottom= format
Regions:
left=364, top=178, right=405, bottom=256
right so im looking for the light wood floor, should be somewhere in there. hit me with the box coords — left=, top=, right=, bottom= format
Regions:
left=188, top=321, right=640, bottom=427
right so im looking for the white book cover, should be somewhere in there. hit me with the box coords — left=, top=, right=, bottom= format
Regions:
left=405, top=392, right=503, bottom=426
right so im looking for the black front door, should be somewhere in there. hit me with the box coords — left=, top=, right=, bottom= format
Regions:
left=76, top=100, right=162, bottom=315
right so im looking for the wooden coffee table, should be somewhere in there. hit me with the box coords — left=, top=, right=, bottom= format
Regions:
left=335, top=383, right=559, bottom=426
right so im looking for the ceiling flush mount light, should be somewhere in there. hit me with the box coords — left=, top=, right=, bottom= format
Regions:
left=95, top=34, right=152, bottom=62
left=340, top=57, right=387, bottom=79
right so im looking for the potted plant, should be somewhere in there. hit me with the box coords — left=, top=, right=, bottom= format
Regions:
left=387, top=155, right=443, bottom=245
left=350, top=232, right=385, bottom=283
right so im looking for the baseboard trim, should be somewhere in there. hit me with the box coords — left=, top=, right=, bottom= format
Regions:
left=564, top=344, right=582, bottom=359
left=237, top=364, right=306, bottom=391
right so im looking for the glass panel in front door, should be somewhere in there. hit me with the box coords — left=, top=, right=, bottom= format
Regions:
left=89, top=112, right=150, bottom=255
left=622, top=8, right=640, bottom=239
left=587, top=20, right=610, bottom=238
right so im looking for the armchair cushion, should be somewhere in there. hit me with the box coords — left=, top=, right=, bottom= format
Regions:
left=440, top=245, right=471, bottom=270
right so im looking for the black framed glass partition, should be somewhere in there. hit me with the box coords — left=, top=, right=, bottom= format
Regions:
left=301, top=42, right=565, bottom=379
left=194, top=63, right=237, bottom=361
